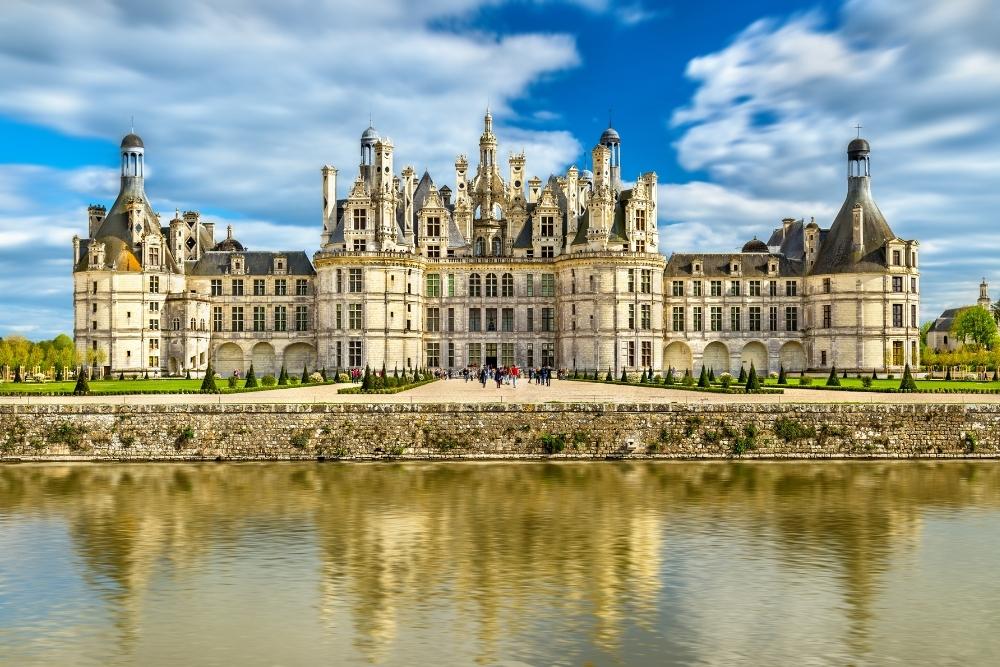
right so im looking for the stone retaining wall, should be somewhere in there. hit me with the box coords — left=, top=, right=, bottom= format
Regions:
left=1, top=403, right=999, bottom=461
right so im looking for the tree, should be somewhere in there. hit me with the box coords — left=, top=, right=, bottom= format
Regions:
left=738, top=366, right=747, bottom=384
left=777, top=366, right=787, bottom=385
left=826, top=366, right=841, bottom=387
left=952, top=306, right=999, bottom=350
left=605, top=367, right=613, bottom=382
left=73, top=366, right=90, bottom=394
left=201, top=363, right=218, bottom=392
left=664, top=367, right=675, bottom=385
left=698, top=365, right=710, bottom=388
left=362, top=364, right=373, bottom=391
left=278, top=365, right=289, bottom=386
left=620, top=368, right=629, bottom=382
left=708, top=368, right=716, bottom=383
left=899, top=364, right=918, bottom=391
left=945, top=366, right=952, bottom=381
left=992, top=300, right=1000, bottom=325
left=745, top=362, right=761, bottom=392
left=872, top=368, right=879, bottom=380
left=245, top=363, right=258, bottom=388
left=301, top=364, right=310, bottom=384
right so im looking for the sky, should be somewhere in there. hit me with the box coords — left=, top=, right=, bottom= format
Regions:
left=0, top=0, right=998, bottom=338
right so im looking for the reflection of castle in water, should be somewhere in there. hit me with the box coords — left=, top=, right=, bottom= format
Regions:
left=2, top=463, right=996, bottom=663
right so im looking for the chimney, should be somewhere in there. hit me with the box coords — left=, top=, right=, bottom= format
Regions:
left=439, top=185, right=452, bottom=207
left=88, top=205, right=106, bottom=238
left=781, top=217, right=794, bottom=240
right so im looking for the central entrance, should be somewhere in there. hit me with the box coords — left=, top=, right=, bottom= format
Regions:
left=485, top=356, right=498, bottom=368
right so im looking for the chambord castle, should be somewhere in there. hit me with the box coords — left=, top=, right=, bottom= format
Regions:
left=73, top=111, right=921, bottom=378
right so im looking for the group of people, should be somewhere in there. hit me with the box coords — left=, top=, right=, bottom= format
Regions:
left=456, top=365, right=557, bottom=388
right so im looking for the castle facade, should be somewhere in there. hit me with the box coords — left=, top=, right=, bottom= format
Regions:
left=72, top=113, right=921, bottom=377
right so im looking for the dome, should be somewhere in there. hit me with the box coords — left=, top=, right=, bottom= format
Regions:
left=580, top=169, right=594, bottom=181
left=212, top=237, right=245, bottom=252
left=600, top=126, right=620, bottom=144
left=361, top=125, right=379, bottom=142
left=741, top=237, right=768, bottom=253
left=847, top=137, right=870, bottom=159
left=120, top=132, right=144, bottom=149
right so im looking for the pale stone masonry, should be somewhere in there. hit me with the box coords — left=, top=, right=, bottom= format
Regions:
left=72, top=117, right=920, bottom=377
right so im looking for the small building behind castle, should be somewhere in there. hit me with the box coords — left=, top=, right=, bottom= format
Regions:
left=72, top=113, right=921, bottom=377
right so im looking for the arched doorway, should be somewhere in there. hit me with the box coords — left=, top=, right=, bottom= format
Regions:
left=251, top=342, right=277, bottom=376
left=702, top=342, right=730, bottom=374
left=779, top=341, right=807, bottom=371
left=664, top=341, right=693, bottom=374
left=283, top=342, right=317, bottom=374
left=168, top=357, right=180, bottom=375
left=740, top=341, right=769, bottom=374
left=215, top=343, right=244, bottom=376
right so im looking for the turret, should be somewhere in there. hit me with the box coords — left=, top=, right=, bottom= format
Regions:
left=360, top=125, right=379, bottom=187
left=479, top=108, right=497, bottom=169
left=87, top=205, right=106, bottom=238
left=600, top=125, right=621, bottom=189
left=120, top=132, right=145, bottom=193
left=508, top=152, right=525, bottom=202
left=978, top=279, right=991, bottom=310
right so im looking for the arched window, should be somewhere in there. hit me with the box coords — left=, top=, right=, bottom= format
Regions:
left=492, top=203, right=503, bottom=220
left=200, top=319, right=206, bottom=331
left=485, top=273, right=498, bottom=297
left=492, top=237, right=502, bottom=256
left=501, top=273, right=514, bottom=297
left=469, top=273, right=482, bottom=297
left=172, top=318, right=181, bottom=331
left=190, top=318, right=196, bottom=330
left=474, top=237, right=485, bottom=257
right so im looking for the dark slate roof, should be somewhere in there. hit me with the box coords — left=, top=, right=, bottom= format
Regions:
left=929, top=307, right=969, bottom=333
left=212, top=237, right=245, bottom=252
left=513, top=212, right=534, bottom=249
left=446, top=217, right=467, bottom=249
left=665, top=252, right=804, bottom=278
left=187, top=251, right=315, bottom=276
left=85, top=180, right=180, bottom=273
left=810, top=176, right=896, bottom=275
left=766, top=219, right=805, bottom=260
left=609, top=188, right=631, bottom=244
left=572, top=207, right=590, bottom=245
left=742, top=238, right=768, bottom=253
left=121, top=133, right=144, bottom=149
left=74, top=236, right=144, bottom=272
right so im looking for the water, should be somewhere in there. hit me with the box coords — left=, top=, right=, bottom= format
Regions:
left=1, top=462, right=999, bottom=666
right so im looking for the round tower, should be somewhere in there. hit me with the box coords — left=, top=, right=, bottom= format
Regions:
left=120, top=132, right=144, bottom=190
left=600, top=125, right=621, bottom=188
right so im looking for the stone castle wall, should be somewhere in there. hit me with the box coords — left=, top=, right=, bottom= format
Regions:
left=1, top=403, right=998, bottom=461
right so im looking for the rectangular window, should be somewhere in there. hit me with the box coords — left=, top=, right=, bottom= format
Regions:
left=911, top=277, right=917, bottom=293
left=526, top=343, right=534, bottom=368
left=336, top=269, right=343, bottom=293
left=348, top=269, right=362, bottom=293
left=447, top=341, right=456, bottom=368
left=769, top=306, right=778, bottom=331
left=426, top=245, right=440, bottom=258
left=353, top=208, right=367, bottom=230
left=349, top=340, right=362, bottom=367
left=149, top=319, right=159, bottom=331
left=211, top=279, right=222, bottom=296
left=149, top=276, right=159, bottom=293
left=335, top=304, right=342, bottom=329
left=526, top=307, right=534, bottom=332
left=892, top=303, right=903, bottom=328
left=635, top=208, right=646, bottom=232
left=502, top=308, right=514, bottom=332
left=692, top=280, right=703, bottom=297
left=823, top=278, right=832, bottom=294
left=253, top=306, right=265, bottom=332
left=426, top=307, right=440, bottom=332
left=485, top=274, right=498, bottom=298
left=232, top=279, right=244, bottom=296
left=730, top=281, right=741, bottom=297
left=295, top=306, right=308, bottom=331
left=426, top=342, right=440, bottom=368
left=628, top=269, right=636, bottom=292
left=501, top=274, right=514, bottom=297
left=274, top=306, right=286, bottom=332
left=349, top=304, right=362, bottom=330
left=823, top=304, right=832, bottom=328
left=785, top=280, right=798, bottom=296
left=296, top=279, right=308, bottom=296
left=749, top=306, right=761, bottom=331
left=469, top=273, right=482, bottom=297
left=541, top=307, right=555, bottom=332
left=253, top=279, right=265, bottom=296
left=769, top=280, right=777, bottom=297
left=641, top=341, right=652, bottom=367
left=749, top=280, right=761, bottom=296
left=641, top=270, right=652, bottom=294
left=730, top=307, right=741, bottom=331
left=785, top=306, right=798, bottom=331
left=501, top=342, right=515, bottom=368
left=213, top=306, right=223, bottom=332
left=447, top=274, right=455, bottom=297
left=641, top=304, right=651, bottom=330
left=911, top=304, right=917, bottom=328
left=672, top=280, right=684, bottom=297
left=335, top=341, right=343, bottom=369
left=541, top=343, right=554, bottom=367
left=275, top=279, right=287, bottom=296
left=485, top=343, right=498, bottom=365
left=447, top=307, right=455, bottom=332
left=692, top=306, right=703, bottom=331
left=426, top=274, right=441, bottom=297
left=892, top=249, right=901, bottom=265
left=892, top=276, right=903, bottom=293
left=628, top=303, right=636, bottom=330
left=893, top=340, right=904, bottom=365
left=540, top=215, right=555, bottom=236
left=710, top=280, right=722, bottom=297
left=468, top=343, right=482, bottom=367
left=627, top=341, right=636, bottom=368
left=710, top=306, right=722, bottom=332
left=426, top=216, right=441, bottom=237
left=672, top=306, right=685, bottom=332
left=469, top=308, right=481, bottom=332
left=149, top=301, right=159, bottom=312
left=526, top=274, right=534, bottom=296
left=231, top=307, right=244, bottom=332
left=540, top=274, right=555, bottom=297
left=485, top=308, right=498, bottom=332
left=541, top=246, right=554, bottom=258
left=353, top=239, right=366, bottom=252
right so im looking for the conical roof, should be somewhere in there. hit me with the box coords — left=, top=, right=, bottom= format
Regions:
left=810, top=176, right=895, bottom=274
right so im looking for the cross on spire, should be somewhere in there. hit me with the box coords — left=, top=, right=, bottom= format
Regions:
left=855, top=122, right=863, bottom=137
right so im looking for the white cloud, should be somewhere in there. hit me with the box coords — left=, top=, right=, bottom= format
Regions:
left=665, top=0, right=1000, bottom=321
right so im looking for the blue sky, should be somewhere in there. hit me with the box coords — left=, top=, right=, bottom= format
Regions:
left=1, top=0, right=998, bottom=338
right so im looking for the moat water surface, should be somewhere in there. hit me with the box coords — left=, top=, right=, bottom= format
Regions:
left=1, top=462, right=999, bottom=666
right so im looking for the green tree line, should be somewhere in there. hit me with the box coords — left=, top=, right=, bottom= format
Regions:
left=0, top=334, right=78, bottom=375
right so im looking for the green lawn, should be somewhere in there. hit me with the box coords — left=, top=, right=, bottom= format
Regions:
left=0, top=378, right=331, bottom=395
left=763, top=377, right=1000, bottom=391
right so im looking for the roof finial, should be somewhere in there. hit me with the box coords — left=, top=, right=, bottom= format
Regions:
left=608, top=106, right=613, bottom=127
left=855, top=122, right=863, bottom=137
left=130, top=114, right=134, bottom=134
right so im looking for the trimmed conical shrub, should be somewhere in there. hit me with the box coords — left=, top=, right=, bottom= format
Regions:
left=745, top=362, right=761, bottom=392
left=394, top=366, right=399, bottom=379
left=826, top=366, right=841, bottom=387
left=738, top=366, right=747, bottom=384
left=119, top=371, right=125, bottom=381
left=842, top=368, right=848, bottom=379
left=301, top=364, right=309, bottom=384
left=606, top=367, right=613, bottom=382
left=698, top=366, right=710, bottom=388
left=682, top=368, right=694, bottom=386
left=185, top=369, right=191, bottom=380
left=777, top=366, right=787, bottom=385
left=708, top=368, right=716, bottom=383
left=245, top=363, right=258, bottom=388
left=945, top=366, right=952, bottom=381
left=899, top=363, right=917, bottom=391
left=362, top=365, right=372, bottom=391
left=993, top=369, right=999, bottom=382
left=664, top=367, right=675, bottom=385
left=640, top=368, right=648, bottom=383
left=278, top=365, right=288, bottom=386
left=871, top=368, right=878, bottom=380
left=14, top=366, right=22, bottom=383
left=73, top=367, right=90, bottom=395
left=620, top=368, right=628, bottom=383
left=200, top=363, right=217, bottom=392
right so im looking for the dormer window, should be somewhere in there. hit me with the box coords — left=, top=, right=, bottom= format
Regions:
left=732, top=263, right=740, bottom=273
left=892, top=249, right=901, bottom=265
left=273, top=256, right=287, bottom=275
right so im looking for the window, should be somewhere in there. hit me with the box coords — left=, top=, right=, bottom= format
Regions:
left=447, top=274, right=455, bottom=296
left=892, top=303, right=903, bottom=327
left=448, top=341, right=456, bottom=368
left=501, top=343, right=515, bottom=368
left=469, top=308, right=481, bottom=332
left=749, top=306, right=761, bottom=331
left=823, top=278, right=832, bottom=294
left=730, top=307, right=741, bottom=331
left=426, top=274, right=441, bottom=297
left=426, top=245, right=440, bottom=258
left=730, top=281, right=741, bottom=297
left=213, top=307, right=223, bottom=332
left=149, top=276, right=159, bottom=293
left=710, top=280, right=722, bottom=297
left=150, top=318, right=160, bottom=330
left=353, top=208, right=367, bottom=230
left=348, top=269, right=362, bottom=293
left=911, top=277, right=917, bottom=293
left=672, top=306, right=685, bottom=332
left=785, top=306, right=798, bottom=331
left=892, top=277, right=903, bottom=293
left=149, top=356, right=159, bottom=367
left=274, top=306, right=286, bottom=332
left=710, top=307, right=723, bottom=331
left=501, top=273, right=514, bottom=297
left=628, top=303, right=636, bottom=330
left=296, top=279, right=308, bottom=296
left=211, top=279, right=222, bottom=296
left=641, top=304, right=651, bottom=330
left=353, top=239, right=366, bottom=251
left=541, top=307, right=555, bottom=332
left=892, top=249, right=901, bottom=265
left=628, top=269, right=636, bottom=292
left=336, top=270, right=343, bottom=293
left=692, top=306, right=703, bottom=331
left=502, top=308, right=514, bottom=332
left=426, top=307, right=440, bottom=332
left=641, top=341, right=652, bottom=367
left=641, top=270, right=652, bottom=294
left=150, top=339, right=159, bottom=351
left=275, top=279, right=287, bottom=296
left=782, top=280, right=796, bottom=296
left=911, top=304, right=918, bottom=327
left=232, top=279, right=244, bottom=296
left=526, top=274, right=534, bottom=296
left=469, top=273, right=482, bottom=297
left=769, top=280, right=777, bottom=297
left=349, top=340, right=362, bottom=367
left=335, top=304, right=342, bottom=329
left=627, top=341, right=636, bottom=368
left=149, top=301, right=159, bottom=312
left=149, top=247, right=159, bottom=267
left=526, top=308, right=534, bottom=332
left=672, top=280, right=684, bottom=297
left=92, top=281, right=98, bottom=295
left=253, top=306, right=265, bottom=332
left=822, top=305, right=832, bottom=328
left=253, top=279, right=265, bottom=296
left=541, top=343, right=555, bottom=367
left=749, top=280, right=761, bottom=297
left=426, top=216, right=441, bottom=237
left=335, top=341, right=343, bottom=369
left=635, top=208, right=646, bottom=231
left=540, top=215, right=555, bottom=236
left=426, top=342, right=440, bottom=368
left=540, top=274, right=555, bottom=297
left=769, top=306, right=778, bottom=331
left=635, top=240, right=646, bottom=252
left=526, top=343, right=534, bottom=368
left=468, top=343, right=482, bottom=367
left=541, top=246, right=554, bottom=258
left=447, top=307, right=455, bottom=332
left=92, top=303, right=97, bottom=314
left=295, top=306, right=308, bottom=331
left=821, top=350, right=828, bottom=367
left=893, top=340, right=904, bottom=366
left=190, top=318, right=196, bottom=330
left=231, top=307, right=244, bottom=332
left=485, top=308, right=497, bottom=332
left=349, top=304, right=362, bottom=330
left=486, top=273, right=498, bottom=297
left=692, top=280, right=703, bottom=297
